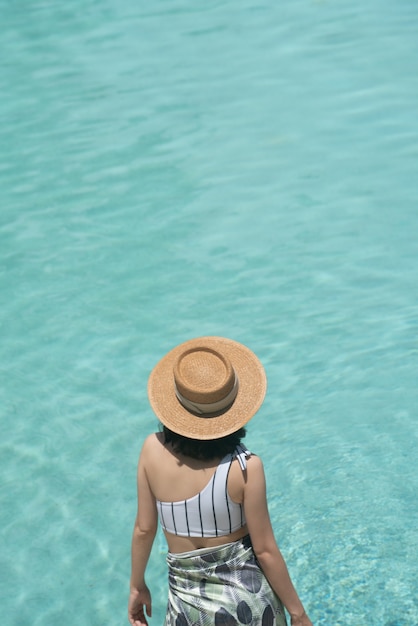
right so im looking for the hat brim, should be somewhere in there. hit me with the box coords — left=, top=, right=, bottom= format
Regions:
left=147, top=336, right=267, bottom=440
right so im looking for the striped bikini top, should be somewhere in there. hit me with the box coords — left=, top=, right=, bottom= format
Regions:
left=156, top=444, right=251, bottom=537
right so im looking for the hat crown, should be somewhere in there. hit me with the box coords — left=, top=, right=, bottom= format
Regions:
left=174, top=347, right=235, bottom=405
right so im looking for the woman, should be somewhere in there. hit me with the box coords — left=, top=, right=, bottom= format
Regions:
left=129, top=337, right=313, bottom=626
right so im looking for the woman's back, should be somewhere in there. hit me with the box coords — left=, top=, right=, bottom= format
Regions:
left=140, top=433, right=250, bottom=553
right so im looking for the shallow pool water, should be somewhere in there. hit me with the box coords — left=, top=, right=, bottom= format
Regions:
left=1, top=1, right=417, bottom=625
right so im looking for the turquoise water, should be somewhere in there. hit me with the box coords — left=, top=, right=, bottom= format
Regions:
left=1, top=1, right=417, bottom=624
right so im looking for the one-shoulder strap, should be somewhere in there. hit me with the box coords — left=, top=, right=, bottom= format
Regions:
left=234, top=443, right=252, bottom=471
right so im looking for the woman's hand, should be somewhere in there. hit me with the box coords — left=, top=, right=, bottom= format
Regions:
left=128, top=586, right=152, bottom=626
left=290, top=610, right=313, bottom=626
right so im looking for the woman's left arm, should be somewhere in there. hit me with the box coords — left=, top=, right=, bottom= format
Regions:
left=128, top=437, right=158, bottom=626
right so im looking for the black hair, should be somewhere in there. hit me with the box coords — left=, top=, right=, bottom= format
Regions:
left=162, top=425, right=246, bottom=461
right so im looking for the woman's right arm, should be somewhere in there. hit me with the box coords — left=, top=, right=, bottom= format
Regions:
left=243, top=455, right=313, bottom=626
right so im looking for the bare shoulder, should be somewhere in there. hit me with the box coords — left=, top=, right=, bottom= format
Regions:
left=244, top=453, right=267, bottom=490
left=229, top=451, right=264, bottom=481
left=246, top=453, right=265, bottom=474
left=229, top=451, right=265, bottom=503
left=143, top=431, right=163, bottom=448
left=140, top=432, right=164, bottom=461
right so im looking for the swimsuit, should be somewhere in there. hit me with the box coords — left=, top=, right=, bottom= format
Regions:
left=159, top=444, right=288, bottom=625
left=156, top=444, right=251, bottom=537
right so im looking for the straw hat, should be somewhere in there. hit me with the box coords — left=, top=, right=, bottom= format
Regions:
left=148, top=336, right=267, bottom=440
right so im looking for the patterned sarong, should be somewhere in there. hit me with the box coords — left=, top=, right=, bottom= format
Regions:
left=165, top=535, right=288, bottom=626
